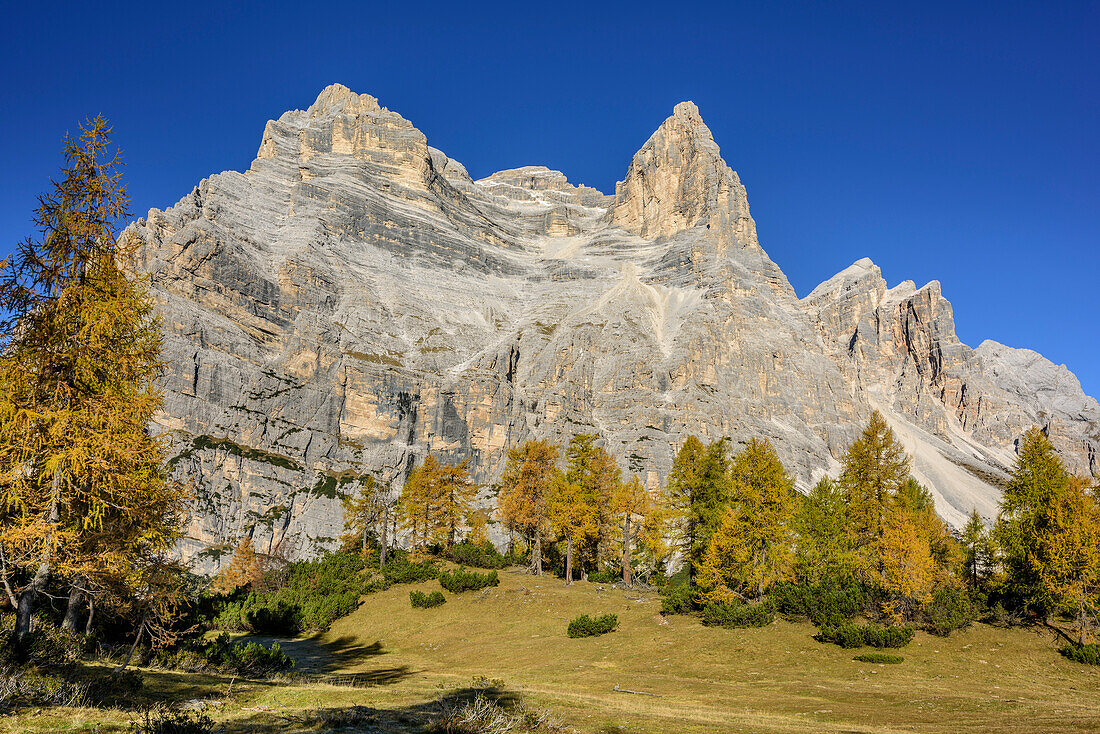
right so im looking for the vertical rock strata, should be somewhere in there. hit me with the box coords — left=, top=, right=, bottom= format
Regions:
left=127, top=84, right=1098, bottom=567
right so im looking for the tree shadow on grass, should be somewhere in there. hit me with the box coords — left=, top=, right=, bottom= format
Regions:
left=245, top=634, right=388, bottom=675
left=227, top=685, right=520, bottom=734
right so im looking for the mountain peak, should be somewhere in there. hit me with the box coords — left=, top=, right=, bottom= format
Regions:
left=308, top=83, right=381, bottom=117
left=608, top=102, right=756, bottom=244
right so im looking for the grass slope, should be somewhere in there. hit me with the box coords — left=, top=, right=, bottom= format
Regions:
left=5, top=568, right=1099, bottom=732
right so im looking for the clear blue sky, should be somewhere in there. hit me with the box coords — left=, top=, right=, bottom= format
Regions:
left=2, top=1, right=1096, bottom=396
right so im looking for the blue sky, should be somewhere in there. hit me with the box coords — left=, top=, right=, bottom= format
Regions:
left=1, top=1, right=1096, bottom=396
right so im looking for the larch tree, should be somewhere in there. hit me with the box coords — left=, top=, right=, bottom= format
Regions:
left=341, top=474, right=396, bottom=565
left=610, top=474, right=650, bottom=586
left=564, top=434, right=621, bottom=570
left=839, top=411, right=911, bottom=580
left=0, top=118, right=185, bottom=644
left=794, top=476, right=856, bottom=583
left=397, top=454, right=477, bottom=549
left=665, top=436, right=730, bottom=585
left=960, top=508, right=996, bottom=589
left=398, top=457, right=437, bottom=549
left=499, top=439, right=561, bottom=575
left=998, top=429, right=1100, bottom=643
left=997, top=428, right=1072, bottom=617
left=546, top=474, right=596, bottom=585
left=435, top=458, right=478, bottom=548
left=879, top=504, right=937, bottom=622
left=696, top=439, right=796, bottom=602
left=211, top=536, right=263, bottom=595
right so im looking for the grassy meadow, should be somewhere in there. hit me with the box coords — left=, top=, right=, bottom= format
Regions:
left=3, top=567, right=1099, bottom=733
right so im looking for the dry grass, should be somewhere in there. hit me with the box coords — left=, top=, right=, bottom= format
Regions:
left=2, top=568, right=1099, bottom=732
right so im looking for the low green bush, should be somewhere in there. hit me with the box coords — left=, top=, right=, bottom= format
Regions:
left=155, top=633, right=292, bottom=677
left=567, top=614, right=618, bottom=638
left=439, top=567, right=499, bottom=593
left=923, top=586, right=976, bottom=636
left=771, top=579, right=866, bottom=628
left=816, top=623, right=914, bottom=649
left=382, top=555, right=440, bottom=585
left=1060, top=643, right=1100, bottom=665
left=410, top=590, right=447, bottom=608
left=853, top=653, right=904, bottom=664
left=659, top=582, right=696, bottom=615
left=446, top=542, right=510, bottom=569
left=128, top=707, right=214, bottom=734
left=587, top=568, right=620, bottom=584
left=701, top=600, right=775, bottom=628
left=0, top=667, right=90, bottom=711
left=210, top=551, right=369, bottom=635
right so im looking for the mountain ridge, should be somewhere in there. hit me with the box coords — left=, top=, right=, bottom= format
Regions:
left=127, top=84, right=1098, bottom=568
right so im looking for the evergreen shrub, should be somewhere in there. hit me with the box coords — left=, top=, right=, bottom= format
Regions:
left=853, top=653, right=904, bottom=664
left=702, top=600, right=775, bottom=628
left=439, top=567, right=499, bottom=593
left=567, top=614, right=618, bottom=638
left=771, top=579, right=866, bottom=628
left=410, top=590, right=447, bottom=608
left=1060, top=643, right=1100, bottom=665
left=446, top=542, right=510, bottom=569
left=923, top=586, right=976, bottom=636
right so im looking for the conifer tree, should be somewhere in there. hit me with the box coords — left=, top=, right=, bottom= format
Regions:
left=564, top=434, right=621, bottom=569
left=998, top=429, right=1100, bottom=642
left=546, top=475, right=596, bottom=585
left=341, top=475, right=394, bottom=561
left=879, top=504, right=937, bottom=622
left=398, top=454, right=477, bottom=549
left=0, top=118, right=184, bottom=644
left=839, top=411, right=911, bottom=579
left=610, top=475, right=650, bottom=586
left=997, top=428, right=1072, bottom=615
left=960, top=508, right=995, bottom=588
left=794, top=476, right=857, bottom=582
left=499, top=439, right=561, bottom=575
left=696, top=439, right=795, bottom=601
left=665, top=436, right=730, bottom=585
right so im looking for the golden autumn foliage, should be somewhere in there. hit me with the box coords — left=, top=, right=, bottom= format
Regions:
left=696, top=439, right=796, bottom=602
left=0, top=118, right=186, bottom=643
left=398, top=454, right=478, bottom=549
left=998, top=429, right=1100, bottom=642
left=546, top=474, right=597, bottom=585
left=341, top=474, right=395, bottom=557
left=499, top=439, right=561, bottom=574
left=610, top=474, right=651, bottom=585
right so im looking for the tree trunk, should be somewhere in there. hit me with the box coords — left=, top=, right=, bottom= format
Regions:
left=566, top=536, right=574, bottom=585
left=61, top=578, right=85, bottom=632
left=622, top=515, right=632, bottom=586
left=113, top=618, right=145, bottom=675
left=534, top=533, right=542, bottom=576
left=380, top=505, right=389, bottom=568
left=84, top=595, right=95, bottom=636
left=14, top=560, right=50, bottom=643
left=1079, top=574, right=1089, bottom=646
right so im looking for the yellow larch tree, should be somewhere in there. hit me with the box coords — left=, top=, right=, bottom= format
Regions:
left=499, top=439, right=561, bottom=575
left=0, top=118, right=185, bottom=645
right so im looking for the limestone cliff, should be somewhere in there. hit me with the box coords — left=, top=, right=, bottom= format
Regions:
left=126, top=84, right=1099, bottom=568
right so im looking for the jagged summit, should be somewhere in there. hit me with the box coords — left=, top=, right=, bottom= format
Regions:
left=608, top=101, right=755, bottom=244
left=307, top=83, right=381, bottom=117
left=126, top=85, right=1098, bottom=567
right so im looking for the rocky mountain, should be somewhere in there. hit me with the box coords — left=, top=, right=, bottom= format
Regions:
left=127, top=84, right=1099, bottom=569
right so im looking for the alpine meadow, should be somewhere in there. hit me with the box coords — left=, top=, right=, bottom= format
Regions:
left=1, top=8, right=1099, bottom=731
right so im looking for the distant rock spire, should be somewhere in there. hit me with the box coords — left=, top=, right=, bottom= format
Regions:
left=608, top=101, right=756, bottom=246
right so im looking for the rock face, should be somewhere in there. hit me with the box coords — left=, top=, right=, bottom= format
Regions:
left=127, top=84, right=1099, bottom=569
